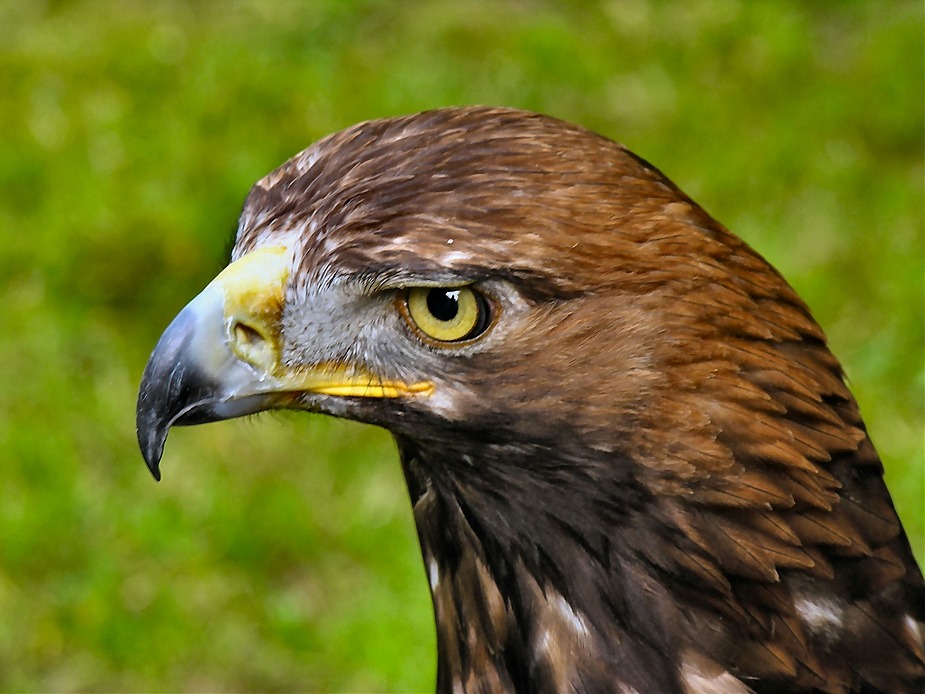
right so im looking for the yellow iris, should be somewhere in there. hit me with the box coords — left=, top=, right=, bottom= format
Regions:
left=405, top=287, right=488, bottom=343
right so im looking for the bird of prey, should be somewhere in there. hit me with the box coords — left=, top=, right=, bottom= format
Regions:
left=137, top=107, right=924, bottom=693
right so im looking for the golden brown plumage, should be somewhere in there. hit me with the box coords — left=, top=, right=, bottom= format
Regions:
left=137, top=107, right=924, bottom=692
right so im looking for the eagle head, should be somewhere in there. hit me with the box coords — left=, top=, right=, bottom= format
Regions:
left=137, top=107, right=924, bottom=692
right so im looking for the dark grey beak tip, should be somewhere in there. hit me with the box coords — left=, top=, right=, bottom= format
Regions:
left=136, top=404, right=166, bottom=482
left=143, top=442, right=163, bottom=482
left=136, top=308, right=201, bottom=483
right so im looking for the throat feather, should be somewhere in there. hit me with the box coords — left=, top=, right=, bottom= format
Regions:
left=396, top=436, right=686, bottom=693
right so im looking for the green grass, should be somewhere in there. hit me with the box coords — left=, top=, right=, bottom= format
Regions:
left=0, top=0, right=921, bottom=690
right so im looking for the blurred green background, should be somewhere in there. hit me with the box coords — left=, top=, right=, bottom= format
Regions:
left=0, top=0, right=922, bottom=690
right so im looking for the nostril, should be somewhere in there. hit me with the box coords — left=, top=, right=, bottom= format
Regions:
left=234, top=321, right=263, bottom=347
left=231, top=321, right=275, bottom=370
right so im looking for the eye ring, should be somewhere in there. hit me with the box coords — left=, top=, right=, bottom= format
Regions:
left=401, top=286, right=493, bottom=344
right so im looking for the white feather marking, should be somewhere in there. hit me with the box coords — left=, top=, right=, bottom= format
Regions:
left=795, top=597, right=842, bottom=629
left=322, top=235, right=341, bottom=255
left=905, top=614, right=924, bottom=646
left=441, top=250, right=475, bottom=265
left=553, top=594, right=589, bottom=637
left=420, top=387, right=459, bottom=418
left=679, top=652, right=751, bottom=693
left=300, top=149, right=319, bottom=171
left=428, top=558, right=440, bottom=590
left=795, top=595, right=844, bottom=632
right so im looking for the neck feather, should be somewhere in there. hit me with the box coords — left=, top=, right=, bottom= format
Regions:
left=396, top=435, right=686, bottom=693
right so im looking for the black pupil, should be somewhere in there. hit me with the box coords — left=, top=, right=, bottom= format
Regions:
left=427, top=289, right=460, bottom=322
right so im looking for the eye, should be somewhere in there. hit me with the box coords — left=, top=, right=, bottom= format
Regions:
left=403, top=287, right=493, bottom=344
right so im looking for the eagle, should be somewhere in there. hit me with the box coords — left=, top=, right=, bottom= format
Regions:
left=136, top=106, right=924, bottom=693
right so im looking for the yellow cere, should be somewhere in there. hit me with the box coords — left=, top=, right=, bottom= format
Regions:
left=214, top=246, right=292, bottom=321
left=204, top=246, right=292, bottom=372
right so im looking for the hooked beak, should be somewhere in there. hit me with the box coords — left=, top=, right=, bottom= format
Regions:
left=136, top=246, right=430, bottom=481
